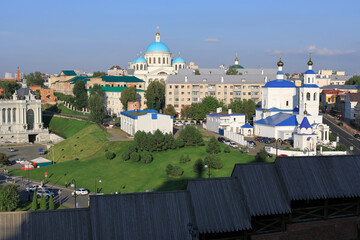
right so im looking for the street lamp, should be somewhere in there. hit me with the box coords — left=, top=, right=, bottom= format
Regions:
left=71, top=179, right=77, bottom=208
left=187, top=223, right=199, bottom=240
left=95, top=176, right=102, bottom=194
left=204, top=164, right=212, bottom=178
left=275, top=138, right=282, bottom=157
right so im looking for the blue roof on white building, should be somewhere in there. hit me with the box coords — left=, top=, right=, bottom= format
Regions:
left=133, top=57, right=146, bottom=63
left=241, top=123, right=253, bottom=128
left=146, top=42, right=170, bottom=52
left=299, top=116, right=312, bottom=129
left=301, top=84, right=319, bottom=88
left=305, top=70, right=315, bottom=74
left=263, top=79, right=296, bottom=88
left=254, top=113, right=298, bottom=127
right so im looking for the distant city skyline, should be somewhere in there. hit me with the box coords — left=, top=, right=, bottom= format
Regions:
left=1, top=0, right=359, bottom=76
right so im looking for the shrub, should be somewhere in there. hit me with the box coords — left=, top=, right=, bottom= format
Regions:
left=329, top=133, right=336, bottom=142
left=255, top=148, right=268, bottom=162
left=171, top=166, right=184, bottom=177
left=141, top=151, right=153, bottom=164
left=175, top=137, right=184, bottom=148
left=166, top=164, right=174, bottom=175
left=180, top=155, right=191, bottom=164
left=193, top=158, right=205, bottom=174
left=122, top=150, right=130, bottom=161
left=31, top=191, right=38, bottom=211
left=40, top=194, right=47, bottom=210
left=49, top=195, right=54, bottom=210
left=179, top=125, right=204, bottom=146
left=106, top=151, right=115, bottom=160
left=206, top=137, right=221, bottom=154
left=223, top=146, right=230, bottom=153
left=336, top=144, right=347, bottom=151
left=204, top=155, right=223, bottom=169
left=130, top=152, right=140, bottom=162
left=0, top=153, right=9, bottom=165
left=128, top=144, right=138, bottom=153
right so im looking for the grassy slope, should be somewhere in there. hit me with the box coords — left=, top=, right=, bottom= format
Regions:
left=44, top=116, right=93, bottom=138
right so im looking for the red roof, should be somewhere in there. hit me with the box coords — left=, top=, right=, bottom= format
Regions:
left=347, top=93, right=360, bottom=102
left=322, top=89, right=347, bottom=96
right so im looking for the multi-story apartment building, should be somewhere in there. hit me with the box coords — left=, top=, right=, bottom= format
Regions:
left=166, top=73, right=275, bottom=113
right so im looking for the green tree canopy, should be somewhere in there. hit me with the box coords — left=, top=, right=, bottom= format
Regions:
left=180, top=105, right=191, bottom=119
left=88, top=94, right=105, bottom=123
left=228, top=99, right=256, bottom=120
left=30, top=191, right=38, bottom=211
left=194, top=69, right=200, bottom=75
left=202, top=96, right=220, bottom=113
left=345, top=75, right=360, bottom=85
left=0, top=81, right=21, bottom=99
left=145, top=82, right=165, bottom=112
left=40, top=194, right=47, bottom=210
left=26, top=72, right=44, bottom=86
left=120, top=87, right=137, bottom=111
left=190, top=103, right=207, bottom=120
left=179, top=126, right=204, bottom=146
left=90, top=84, right=105, bottom=98
left=93, top=71, right=107, bottom=77
left=73, top=80, right=88, bottom=110
left=206, top=137, right=221, bottom=154
left=226, top=66, right=238, bottom=75
left=0, top=185, right=19, bottom=212
left=255, top=148, right=268, bottom=163
left=163, top=104, right=176, bottom=117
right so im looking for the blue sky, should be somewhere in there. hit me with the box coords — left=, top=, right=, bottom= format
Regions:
left=0, top=0, right=359, bottom=76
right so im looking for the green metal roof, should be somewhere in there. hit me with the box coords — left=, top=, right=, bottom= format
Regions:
left=101, top=76, right=144, bottom=83
left=61, top=70, right=77, bottom=76
left=231, top=65, right=244, bottom=69
left=86, top=86, right=144, bottom=93
left=67, top=76, right=91, bottom=84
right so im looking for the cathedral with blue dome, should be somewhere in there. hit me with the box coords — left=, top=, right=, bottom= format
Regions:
left=253, top=56, right=330, bottom=151
left=130, top=28, right=186, bottom=87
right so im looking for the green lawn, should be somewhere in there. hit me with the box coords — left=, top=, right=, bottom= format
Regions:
left=45, top=103, right=89, bottom=117
left=43, top=116, right=93, bottom=138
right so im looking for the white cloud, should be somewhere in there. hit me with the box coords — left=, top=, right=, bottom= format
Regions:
left=204, top=38, right=220, bottom=43
left=268, top=45, right=356, bottom=56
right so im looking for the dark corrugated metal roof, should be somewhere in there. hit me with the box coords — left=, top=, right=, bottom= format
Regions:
left=90, top=191, right=196, bottom=240
left=276, top=155, right=360, bottom=200
left=232, top=163, right=291, bottom=216
left=187, top=178, right=251, bottom=233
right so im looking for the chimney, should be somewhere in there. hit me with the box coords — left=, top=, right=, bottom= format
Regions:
left=17, top=67, right=20, bottom=82
left=221, top=76, right=224, bottom=83
left=265, top=76, right=268, bottom=82
left=228, top=109, right=232, bottom=114
left=216, top=107, right=222, bottom=113
left=185, top=76, right=188, bottom=82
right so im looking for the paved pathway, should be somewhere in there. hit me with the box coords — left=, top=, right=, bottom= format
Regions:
left=107, top=128, right=132, bottom=141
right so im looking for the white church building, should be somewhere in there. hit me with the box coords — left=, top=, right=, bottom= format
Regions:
left=253, top=57, right=330, bottom=151
left=129, top=27, right=186, bottom=87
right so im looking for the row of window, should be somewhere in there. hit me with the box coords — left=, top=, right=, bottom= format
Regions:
left=168, top=85, right=257, bottom=89
left=168, top=91, right=253, bottom=96
left=302, top=92, right=317, bottom=101
left=2, top=108, right=16, bottom=123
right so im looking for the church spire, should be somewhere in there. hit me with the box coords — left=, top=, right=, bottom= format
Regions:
left=155, top=26, right=160, bottom=42
left=307, top=52, right=313, bottom=70
left=234, top=52, right=239, bottom=65
left=276, top=53, right=284, bottom=80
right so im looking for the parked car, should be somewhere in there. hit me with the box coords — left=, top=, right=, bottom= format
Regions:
left=254, top=136, right=262, bottom=141
left=103, top=123, right=109, bottom=127
left=259, top=137, right=269, bottom=143
left=217, top=137, right=225, bottom=142
left=337, top=122, right=343, bottom=126
left=15, top=158, right=25, bottom=164
left=174, top=121, right=183, bottom=127
left=26, top=184, right=40, bottom=192
left=354, top=134, right=360, bottom=139
left=247, top=141, right=257, bottom=147
left=239, top=147, right=249, bottom=153
left=114, top=123, right=120, bottom=127
left=229, top=142, right=238, bottom=148
left=8, top=147, right=15, bottom=152
left=279, top=154, right=288, bottom=157
left=72, top=188, right=89, bottom=196
left=36, top=189, right=54, bottom=198
left=184, top=121, right=191, bottom=125
left=224, top=139, right=231, bottom=145
left=265, top=138, right=276, bottom=144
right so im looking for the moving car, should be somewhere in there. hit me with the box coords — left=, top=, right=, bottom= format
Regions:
left=229, top=142, right=238, bottom=148
left=72, top=188, right=89, bottom=196
left=36, top=189, right=54, bottom=198
left=26, top=184, right=39, bottom=192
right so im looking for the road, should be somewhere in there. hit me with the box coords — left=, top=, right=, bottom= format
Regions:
left=323, top=115, right=360, bottom=154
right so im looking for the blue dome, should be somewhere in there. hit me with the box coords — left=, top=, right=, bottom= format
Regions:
left=146, top=42, right=170, bottom=52
left=305, top=69, right=315, bottom=74
left=133, top=57, right=146, bottom=63
left=173, top=57, right=185, bottom=63
left=263, top=79, right=296, bottom=88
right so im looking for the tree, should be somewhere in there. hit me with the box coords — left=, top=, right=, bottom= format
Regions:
left=134, top=131, right=147, bottom=151
left=0, top=185, right=19, bottom=211
left=190, top=103, right=207, bottom=120
left=175, top=137, right=184, bottom=148
left=0, top=153, right=10, bottom=165
left=93, top=71, right=107, bottom=77
left=49, top=195, right=55, bottom=210
left=73, top=80, right=88, bottom=110
left=106, top=152, right=115, bottom=160
left=130, top=152, right=140, bottom=162
left=145, top=82, right=165, bottom=111
left=141, top=151, right=153, bottom=164
left=90, top=84, right=105, bottom=98
left=40, top=194, right=47, bottom=210
left=30, top=191, right=38, bottom=211
left=88, top=93, right=105, bottom=123
left=223, top=146, right=231, bottom=153
left=255, top=148, right=268, bottom=163
left=202, top=96, right=220, bottom=113
left=0, top=81, right=21, bottom=99
left=163, top=133, right=176, bottom=150
left=145, top=132, right=156, bottom=152
left=163, top=104, right=176, bottom=117
left=180, top=155, right=191, bottom=164
left=193, top=158, right=205, bottom=175
left=120, top=87, right=137, bottom=111
left=228, top=99, right=256, bottom=120
left=153, top=130, right=165, bottom=151
left=26, top=72, right=44, bottom=86
left=345, top=75, right=360, bottom=85
left=194, top=69, right=200, bottom=75
left=226, top=66, right=238, bottom=75
left=204, top=155, right=223, bottom=169
left=179, top=126, right=204, bottom=146
left=206, top=137, right=221, bottom=154
left=180, top=105, right=191, bottom=119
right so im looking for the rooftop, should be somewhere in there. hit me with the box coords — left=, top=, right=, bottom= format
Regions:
left=167, top=74, right=274, bottom=85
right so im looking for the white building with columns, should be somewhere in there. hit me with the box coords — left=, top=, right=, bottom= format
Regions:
left=129, top=28, right=186, bottom=87
left=253, top=57, right=330, bottom=150
left=0, top=87, right=51, bottom=144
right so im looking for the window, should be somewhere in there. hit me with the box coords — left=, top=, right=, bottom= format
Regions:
left=218, top=92, right=221, bottom=95
left=163, top=57, right=165, bottom=64
left=169, top=98, right=172, bottom=101
left=181, top=98, right=184, bottom=101
left=243, top=92, right=246, bottom=95
left=175, top=98, right=179, bottom=101
left=149, top=58, right=151, bottom=64
left=313, top=93, right=316, bottom=101
left=187, top=86, right=190, bottom=88
left=306, top=92, right=310, bottom=101
left=158, top=57, right=161, bottom=64
left=12, top=108, right=16, bottom=123
left=187, top=98, right=190, bottom=101
left=218, top=86, right=221, bottom=88
left=230, top=92, right=233, bottom=95
left=175, top=85, right=179, bottom=89
left=187, top=92, right=190, bottom=95
left=181, top=92, right=184, bottom=95
left=168, top=92, right=172, bottom=95
left=248, top=92, right=251, bottom=95
left=243, top=86, right=246, bottom=89
left=286, top=101, right=289, bottom=106
left=153, top=57, right=156, bottom=64
left=181, top=85, right=184, bottom=88
left=169, top=85, right=172, bottom=89
left=224, top=86, right=227, bottom=89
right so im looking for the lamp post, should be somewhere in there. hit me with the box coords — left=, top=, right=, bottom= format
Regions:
left=187, top=223, right=199, bottom=240
left=94, top=176, right=102, bottom=194
left=275, top=138, right=282, bottom=157
left=204, top=164, right=212, bottom=178
left=304, top=147, right=310, bottom=156
left=71, top=179, right=77, bottom=208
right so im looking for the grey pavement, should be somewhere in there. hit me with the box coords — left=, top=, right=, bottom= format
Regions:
left=106, top=128, right=132, bottom=141
left=0, top=144, right=47, bottom=169
left=323, top=114, right=360, bottom=154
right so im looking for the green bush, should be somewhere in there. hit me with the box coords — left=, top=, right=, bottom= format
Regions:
left=106, top=151, right=115, bottom=160
left=175, top=137, right=184, bottom=148
left=329, top=133, right=336, bottom=142
left=171, top=166, right=184, bottom=177
left=336, top=144, right=347, bottom=151
left=193, top=158, right=205, bottom=174
left=255, top=148, right=268, bottom=162
left=130, top=152, right=140, bottom=162
left=179, top=126, right=204, bottom=146
left=141, top=151, right=153, bottom=164
left=166, top=164, right=174, bottom=175
left=49, top=195, right=54, bottom=210
left=31, top=191, right=38, bottom=211
left=128, top=144, right=138, bottom=153
left=223, top=146, right=230, bottom=153
left=122, top=150, right=130, bottom=161
left=179, top=155, right=191, bottom=164
left=40, top=194, right=47, bottom=210
left=204, top=155, right=223, bottom=169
